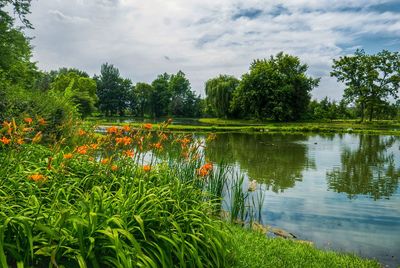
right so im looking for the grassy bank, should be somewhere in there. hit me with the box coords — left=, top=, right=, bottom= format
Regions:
left=0, top=119, right=382, bottom=267
left=228, top=225, right=380, bottom=268
left=87, top=117, right=400, bottom=135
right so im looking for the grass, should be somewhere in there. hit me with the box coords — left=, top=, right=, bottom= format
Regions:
left=227, top=224, right=380, bottom=268
left=0, top=118, right=385, bottom=267
left=86, top=117, right=400, bottom=135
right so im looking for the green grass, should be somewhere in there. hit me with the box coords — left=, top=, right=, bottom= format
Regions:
left=88, top=118, right=400, bottom=135
left=227, top=224, right=380, bottom=268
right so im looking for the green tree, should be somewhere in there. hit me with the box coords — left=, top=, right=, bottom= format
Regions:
left=168, top=71, right=200, bottom=117
left=95, top=63, right=131, bottom=116
left=36, top=68, right=89, bottom=92
left=151, top=73, right=171, bottom=117
left=331, top=49, right=400, bottom=121
left=231, top=52, right=319, bottom=121
left=0, top=0, right=33, bottom=28
left=0, top=0, right=37, bottom=89
left=51, top=72, right=98, bottom=118
left=205, top=75, right=239, bottom=118
left=133, top=82, right=154, bottom=117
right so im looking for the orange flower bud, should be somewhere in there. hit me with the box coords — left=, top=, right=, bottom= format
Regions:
left=63, top=153, right=73, bottom=159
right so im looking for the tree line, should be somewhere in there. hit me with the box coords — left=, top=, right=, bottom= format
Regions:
left=1, top=0, right=399, bottom=123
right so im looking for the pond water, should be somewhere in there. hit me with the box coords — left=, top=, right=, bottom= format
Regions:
left=204, top=133, right=400, bottom=267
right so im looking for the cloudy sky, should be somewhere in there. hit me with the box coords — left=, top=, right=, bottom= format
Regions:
left=26, top=0, right=400, bottom=99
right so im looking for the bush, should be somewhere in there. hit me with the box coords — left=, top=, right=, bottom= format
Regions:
left=0, top=84, right=78, bottom=141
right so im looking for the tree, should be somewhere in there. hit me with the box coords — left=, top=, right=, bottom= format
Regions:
left=36, top=68, right=89, bottom=91
left=0, top=0, right=37, bottom=89
left=168, top=71, right=200, bottom=117
left=205, top=75, right=239, bottom=118
left=95, top=63, right=131, bottom=116
left=0, top=0, right=33, bottom=29
left=231, top=52, right=319, bottom=121
left=331, top=49, right=400, bottom=121
left=133, top=82, right=153, bottom=117
left=151, top=73, right=171, bottom=117
left=51, top=72, right=98, bottom=118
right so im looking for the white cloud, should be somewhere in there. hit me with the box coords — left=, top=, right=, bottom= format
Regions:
left=27, top=0, right=400, bottom=99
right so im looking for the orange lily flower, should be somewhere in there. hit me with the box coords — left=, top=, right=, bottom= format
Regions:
left=63, top=153, right=73, bottom=159
left=78, top=129, right=86, bottom=136
left=144, top=123, right=152, bottom=130
left=76, top=145, right=88, bottom=155
left=143, top=165, right=151, bottom=172
left=29, top=174, right=45, bottom=182
left=0, top=136, right=11, bottom=145
left=124, top=150, right=134, bottom=157
left=107, top=126, right=118, bottom=134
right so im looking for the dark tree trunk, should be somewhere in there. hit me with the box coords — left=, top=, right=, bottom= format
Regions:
left=360, top=102, right=365, bottom=122
left=369, top=105, right=374, bottom=121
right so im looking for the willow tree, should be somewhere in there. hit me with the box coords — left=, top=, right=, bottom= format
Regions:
left=205, top=75, right=239, bottom=118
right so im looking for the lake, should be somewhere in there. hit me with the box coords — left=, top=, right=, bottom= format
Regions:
left=204, top=133, right=400, bottom=267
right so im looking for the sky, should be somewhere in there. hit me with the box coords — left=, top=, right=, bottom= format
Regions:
left=24, top=0, right=400, bottom=100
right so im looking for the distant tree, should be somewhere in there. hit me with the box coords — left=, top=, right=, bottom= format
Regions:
left=231, top=52, right=319, bottom=121
left=151, top=73, right=171, bottom=117
left=95, top=63, right=131, bottom=116
left=205, top=75, right=239, bottom=118
left=168, top=71, right=200, bottom=117
left=36, top=68, right=89, bottom=91
left=133, top=82, right=154, bottom=117
left=51, top=72, right=98, bottom=118
left=331, top=49, right=400, bottom=121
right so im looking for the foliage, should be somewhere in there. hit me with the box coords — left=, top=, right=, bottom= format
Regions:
left=0, top=85, right=78, bottom=141
left=0, top=0, right=33, bottom=28
left=0, top=0, right=37, bottom=89
left=231, top=52, right=319, bottom=121
left=331, top=49, right=400, bottom=121
left=307, top=98, right=355, bottom=120
left=168, top=71, right=201, bottom=117
left=127, top=71, right=202, bottom=118
left=95, top=63, right=132, bottom=116
left=205, top=75, right=239, bottom=118
left=51, top=71, right=98, bottom=118
left=151, top=73, right=172, bottom=117
left=0, top=119, right=248, bottom=267
left=132, top=82, right=153, bottom=117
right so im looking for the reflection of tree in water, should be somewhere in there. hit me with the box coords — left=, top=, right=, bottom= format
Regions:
left=327, top=135, right=400, bottom=200
left=205, top=133, right=314, bottom=192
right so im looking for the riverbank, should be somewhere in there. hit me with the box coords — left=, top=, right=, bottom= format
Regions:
left=228, top=224, right=380, bottom=268
left=87, top=117, right=400, bottom=135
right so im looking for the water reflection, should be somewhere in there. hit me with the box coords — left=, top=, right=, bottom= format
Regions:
left=206, top=133, right=315, bottom=192
left=326, top=135, right=400, bottom=200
